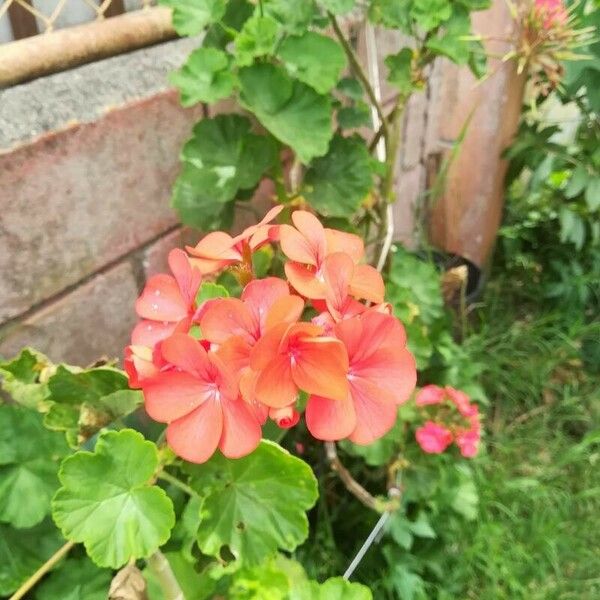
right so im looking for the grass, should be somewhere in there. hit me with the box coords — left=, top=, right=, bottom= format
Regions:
left=442, top=273, right=600, bottom=599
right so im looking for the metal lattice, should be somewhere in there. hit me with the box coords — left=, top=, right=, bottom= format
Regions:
left=0, top=0, right=155, bottom=42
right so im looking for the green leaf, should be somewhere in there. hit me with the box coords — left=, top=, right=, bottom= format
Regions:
left=239, top=63, right=333, bottom=164
left=0, top=347, right=52, bottom=409
left=204, top=0, right=254, bottom=49
left=426, top=6, right=472, bottom=64
left=169, top=48, right=235, bottom=106
left=368, top=0, right=411, bottom=31
left=159, top=0, right=225, bottom=36
left=337, top=103, right=371, bottom=129
left=385, top=48, right=415, bottom=95
left=0, top=519, right=64, bottom=596
left=35, top=557, right=111, bottom=600
left=0, top=405, right=69, bottom=528
left=52, top=429, right=175, bottom=568
left=336, top=77, right=364, bottom=101
left=304, top=134, right=373, bottom=217
left=263, top=0, right=316, bottom=34
left=388, top=514, right=414, bottom=550
left=291, top=576, right=373, bottom=600
left=565, top=165, right=589, bottom=198
left=410, top=0, right=451, bottom=31
left=318, top=0, right=355, bottom=14
left=173, top=115, right=277, bottom=228
left=451, top=479, right=479, bottom=521
left=196, top=281, right=230, bottom=306
left=45, top=366, right=142, bottom=446
left=408, top=513, right=436, bottom=538
left=186, top=440, right=318, bottom=565
left=234, top=15, right=279, bottom=67
left=559, top=207, right=586, bottom=249
left=585, top=177, right=600, bottom=211
left=278, top=32, right=347, bottom=94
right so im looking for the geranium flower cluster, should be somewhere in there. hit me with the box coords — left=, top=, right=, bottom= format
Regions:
left=414, top=385, right=481, bottom=458
left=125, top=208, right=417, bottom=463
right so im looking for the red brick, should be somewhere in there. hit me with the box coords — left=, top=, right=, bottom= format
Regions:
left=0, top=261, right=138, bottom=365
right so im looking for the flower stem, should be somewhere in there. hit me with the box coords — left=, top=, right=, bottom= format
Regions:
left=157, top=470, right=199, bottom=498
left=328, top=13, right=389, bottom=142
left=324, top=442, right=398, bottom=513
left=9, top=540, right=75, bottom=600
left=147, top=551, right=184, bottom=600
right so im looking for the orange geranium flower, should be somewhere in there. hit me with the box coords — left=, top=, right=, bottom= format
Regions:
left=186, top=205, right=282, bottom=275
left=280, top=211, right=383, bottom=303
left=142, top=333, right=261, bottom=463
left=305, top=312, right=416, bottom=444
left=249, top=322, right=349, bottom=409
left=131, top=248, right=201, bottom=348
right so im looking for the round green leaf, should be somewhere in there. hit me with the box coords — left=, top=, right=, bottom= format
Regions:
left=169, top=47, right=235, bottom=106
left=0, top=347, right=52, bottom=409
left=0, top=520, right=64, bottom=596
left=318, top=0, right=355, bottom=14
left=159, top=0, right=226, bottom=36
left=234, top=15, right=279, bottom=67
left=52, top=429, right=175, bottom=568
left=262, top=0, right=316, bottom=34
left=185, top=440, right=318, bottom=565
left=304, top=135, right=374, bottom=217
left=385, top=48, right=416, bottom=95
left=291, top=576, right=373, bottom=600
left=0, top=405, right=69, bottom=528
left=278, top=32, right=347, bottom=94
left=239, top=63, right=333, bottom=164
left=35, top=557, right=111, bottom=600
left=173, top=115, right=277, bottom=229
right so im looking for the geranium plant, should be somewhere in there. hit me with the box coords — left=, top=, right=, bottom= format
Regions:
left=0, top=0, right=497, bottom=598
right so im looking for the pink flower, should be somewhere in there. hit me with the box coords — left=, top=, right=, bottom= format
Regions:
left=415, top=421, right=454, bottom=454
left=535, top=0, right=567, bottom=28
left=416, top=384, right=446, bottom=406
left=445, top=386, right=478, bottom=417
left=455, top=428, right=481, bottom=458
left=269, top=406, right=300, bottom=429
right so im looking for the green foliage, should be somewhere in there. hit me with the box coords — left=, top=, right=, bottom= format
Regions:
left=184, top=440, right=318, bottom=565
left=277, top=32, right=347, bottom=94
left=43, top=365, right=142, bottom=447
left=170, top=47, right=235, bottom=105
left=34, top=557, right=111, bottom=600
left=303, top=135, right=374, bottom=217
left=239, top=63, right=333, bottom=164
left=0, top=347, right=52, bottom=409
left=172, top=114, right=277, bottom=229
left=158, top=0, right=225, bottom=36
left=234, top=15, right=279, bottom=67
left=0, top=405, right=68, bottom=528
left=52, top=429, right=175, bottom=568
left=0, top=519, right=64, bottom=596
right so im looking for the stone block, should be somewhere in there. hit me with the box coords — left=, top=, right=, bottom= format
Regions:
left=0, top=90, right=203, bottom=321
left=0, top=261, right=139, bottom=365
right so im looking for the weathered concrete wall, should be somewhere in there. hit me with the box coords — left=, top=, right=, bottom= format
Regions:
left=0, top=38, right=204, bottom=364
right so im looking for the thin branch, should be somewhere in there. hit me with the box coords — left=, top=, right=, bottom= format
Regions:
left=147, top=551, right=184, bottom=600
left=324, top=442, right=398, bottom=513
left=157, top=470, right=199, bottom=498
left=10, top=541, right=75, bottom=600
left=328, top=13, right=389, bottom=142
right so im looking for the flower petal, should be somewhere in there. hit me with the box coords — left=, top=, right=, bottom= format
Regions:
left=347, top=378, right=398, bottom=445
left=219, top=396, right=262, bottom=458
left=325, top=228, right=364, bottom=262
left=200, top=298, right=256, bottom=344
left=291, top=337, right=349, bottom=401
left=254, top=354, right=297, bottom=408
left=135, top=274, right=189, bottom=322
left=166, top=398, right=223, bottom=463
left=168, top=248, right=202, bottom=307
left=284, top=262, right=326, bottom=299
left=264, top=295, right=305, bottom=331
left=349, top=264, right=385, bottom=304
left=305, top=394, right=356, bottom=441
left=161, top=333, right=212, bottom=379
left=143, top=371, right=212, bottom=422
left=323, top=252, right=354, bottom=314
left=131, top=320, right=178, bottom=347
left=186, top=231, right=241, bottom=261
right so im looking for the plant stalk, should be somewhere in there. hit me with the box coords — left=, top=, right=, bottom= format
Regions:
left=147, top=551, right=184, bottom=600
left=328, top=13, right=389, bottom=141
left=9, top=540, right=75, bottom=600
left=157, top=470, right=199, bottom=498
